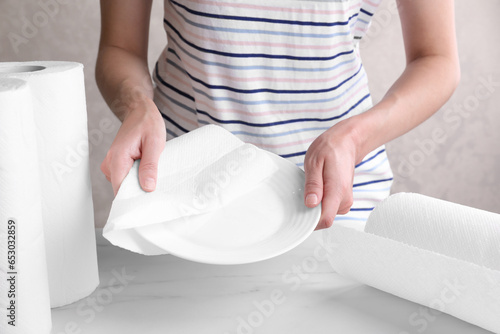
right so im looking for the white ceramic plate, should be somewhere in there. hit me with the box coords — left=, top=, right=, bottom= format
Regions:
left=135, top=152, right=321, bottom=265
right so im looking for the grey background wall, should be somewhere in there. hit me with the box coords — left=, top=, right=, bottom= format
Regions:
left=1, top=0, right=499, bottom=228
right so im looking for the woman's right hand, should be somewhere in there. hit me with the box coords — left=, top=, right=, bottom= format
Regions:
left=101, top=97, right=166, bottom=196
left=96, top=0, right=163, bottom=196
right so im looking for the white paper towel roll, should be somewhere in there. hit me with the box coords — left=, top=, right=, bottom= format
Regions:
left=0, top=62, right=99, bottom=308
left=0, top=79, right=51, bottom=333
left=326, top=193, right=500, bottom=333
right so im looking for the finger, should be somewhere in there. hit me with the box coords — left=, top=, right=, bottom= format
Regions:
left=101, top=154, right=110, bottom=179
left=138, top=134, right=165, bottom=192
left=315, top=170, right=341, bottom=230
left=337, top=190, right=353, bottom=215
left=100, top=155, right=111, bottom=183
left=337, top=164, right=354, bottom=215
left=109, top=152, right=135, bottom=196
left=304, top=154, right=324, bottom=208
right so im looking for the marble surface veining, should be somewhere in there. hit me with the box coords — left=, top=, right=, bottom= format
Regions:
left=50, top=230, right=491, bottom=334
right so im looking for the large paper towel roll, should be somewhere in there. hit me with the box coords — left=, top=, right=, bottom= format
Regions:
left=0, top=79, right=51, bottom=333
left=0, top=62, right=99, bottom=308
left=326, top=193, right=500, bottom=333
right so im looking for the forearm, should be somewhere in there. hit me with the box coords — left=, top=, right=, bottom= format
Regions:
left=96, top=46, right=154, bottom=122
left=346, top=54, right=460, bottom=164
left=96, top=0, right=164, bottom=195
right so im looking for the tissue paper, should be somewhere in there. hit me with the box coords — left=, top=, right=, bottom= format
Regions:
left=103, top=124, right=280, bottom=256
left=0, top=62, right=99, bottom=308
left=326, top=193, right=500, bottom=333
left=0, top=79, right=51, bottom=333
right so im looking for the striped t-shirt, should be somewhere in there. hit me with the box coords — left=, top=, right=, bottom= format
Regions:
left=153, top=0, right=393, bottom=224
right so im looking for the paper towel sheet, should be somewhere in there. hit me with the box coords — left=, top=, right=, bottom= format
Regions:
left=0, top=79, right=51, bottom=333
left=326, top=193, right=500, bottom=333
left=103, top=124, right=279, bottom=255
left=0, top=62, right=99, bottom=308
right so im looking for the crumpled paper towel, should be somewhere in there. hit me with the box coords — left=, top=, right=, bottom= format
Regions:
left=326, top=192, right=500, bottom=333
left=103, top=124, right=279, bottom=255
left=0, top=78, right=51, bottom=334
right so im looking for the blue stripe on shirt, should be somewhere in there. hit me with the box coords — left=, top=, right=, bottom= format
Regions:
left=170, top=0, right=359, bottom=27
left=349, top=207, right=375, bottom=211
left=168, top=11, right=352, bottom=40
left=360, top=8, right=374, bottom=16
left=355, top=148, right=385, bottom=168
left=165, top=19, right=354, bottom=61
left=158, top=55, right=369, bottom=106
left=167, top=43, right=358, bottom=73
left=196, top=93, right=370, bottom=127
left=183, top=64, right=363, bottom=94
left=353, top=178, right=393, bottom=188
left=159, top=111, right=189, bottom=133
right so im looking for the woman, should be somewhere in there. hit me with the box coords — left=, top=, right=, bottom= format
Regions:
left=96, top=0, right=460, bottom=230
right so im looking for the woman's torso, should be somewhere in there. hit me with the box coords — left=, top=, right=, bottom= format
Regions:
left=153, top=0, right=393, bottom=224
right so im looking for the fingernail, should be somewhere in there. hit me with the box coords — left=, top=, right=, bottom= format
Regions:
left=144, top=178, right=156, bottom=191
left=305, top=194, right=318, bottom=206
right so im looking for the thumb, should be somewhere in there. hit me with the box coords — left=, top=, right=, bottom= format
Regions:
left=138, top=135, right=165, bottom=192
left=304, top=158, right=324, bottom=208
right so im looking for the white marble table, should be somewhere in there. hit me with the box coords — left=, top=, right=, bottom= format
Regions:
left=51, top=230, right=492, bottom=334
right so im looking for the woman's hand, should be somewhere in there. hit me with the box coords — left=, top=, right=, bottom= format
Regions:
left=304, top=0, right=460, bottom=230
left=97, top=0, right=163, bottom=196
left=100, top=98, right=166, bottom=196
left=304, top=120, right=360, bottom=230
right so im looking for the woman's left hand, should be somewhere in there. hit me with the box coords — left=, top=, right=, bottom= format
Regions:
left=303, top=0, right=461, bottom=231
left=303, top=120, right=360, bottom=230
